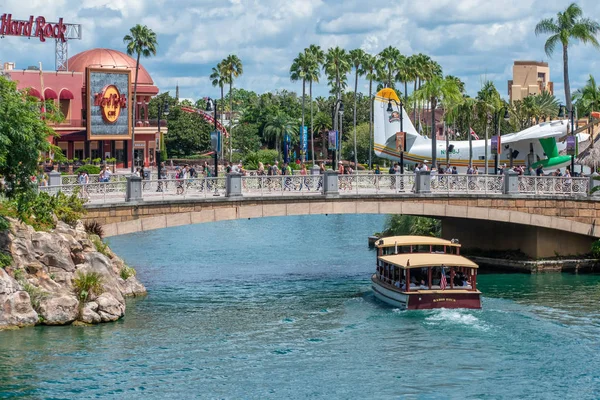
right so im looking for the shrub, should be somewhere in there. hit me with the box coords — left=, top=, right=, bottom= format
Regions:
left=84, top=220, right=104, bottom=239
left=90, top=235, right=110, bottom=257
left=13, top=268, right=25, bottom=281
left=4, top=191, right=86, bottom=231
left=243, top=149, right=280, bottom=170
left=21, top=282, right=48, bottom=312
left=73, top=271, right=104, bottom=302
left=592, top=240, right=600, bottom=258
left=120, top=265, right=136, bottom=280
left=75, top=165, right=101, bottom=175
left=0, top=216, right=9, bottom=231
left=0, top=251, right=12, bottom=269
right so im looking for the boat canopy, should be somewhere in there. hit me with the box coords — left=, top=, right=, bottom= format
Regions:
left=375, top=236, right=461, bottom=248
left=379, top=253, right=478, bottom=269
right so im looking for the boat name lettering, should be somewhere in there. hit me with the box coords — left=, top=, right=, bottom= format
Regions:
left=433, top=298, right=456, bottom=302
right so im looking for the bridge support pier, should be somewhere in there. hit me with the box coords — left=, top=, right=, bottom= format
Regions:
left=442, top=217, right=595, bottom=259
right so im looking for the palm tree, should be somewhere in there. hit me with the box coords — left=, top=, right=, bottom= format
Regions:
left=263, top=111, right=299, bottom=160
left=210, top=62, right=228, bottom=158
left=457, top=97, right=477, bottom=165
left=573, top=74, right=600, bottom=116
left=290, top=52, right=312, bottom=163
left=395, top=55, right=413, bottom=104
left=535, top=3, right=600, bottom=117
left=313, top=111, right=333, bottom=160
left=123, top=24, right=158, bottom=172
left=476, top=81, right=503, bottom=173
left=378, top=46, right=401, bottom=89
left=220, top=54, right=243, bottom=162
left=305, top=45, right=325, bottom=165
left=363, top=54, right=382, bottom=169
left=349, top=49, right=367, bottom=170
left=324, top=47, right=351, bottom=163
left=413, top=75, right=462, bottom=168
left=533, top=90, right=560, bottom=123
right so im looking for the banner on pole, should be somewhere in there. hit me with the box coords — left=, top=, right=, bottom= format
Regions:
left=300, top=126, right=308, bottom=161
left=328, top=130, right=338, bottom=150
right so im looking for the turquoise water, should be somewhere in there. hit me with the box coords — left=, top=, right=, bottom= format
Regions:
left=1, top=214, right=600, bottom=399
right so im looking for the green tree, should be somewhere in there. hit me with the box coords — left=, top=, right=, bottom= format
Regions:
left=263, top=111, right=299, bottom=159
left=219, top=54, right=243, bottom=162
left=378, top=46, right=401, bottom=89
left=313, top=111, right=332, bottom=160
left=413, top=75, right=462, bottom=168
left=475, top=81, right=503, bottom=173
left=305, top=44, right=325, bottom=165
left=535, top=3, right=600, bottom=116
left=0, top=76, right=53, bottom=198
left=123, top=24, right=158, bottom=173
left=324, top=47, right=351, bottom=98
left=210, top=61, right=228, bottom=152
left=383, top=215, right=441, bottom=237
left=164, top=106, right=212, bottom=157
left=290, top=51, right=312, bottom=161
left=232, top=123, right=261, bottom=154
left=573, top=74, right=600, bottom=118
left=363, top=54, right=383, bottom=168
left=349, top=49, right=367, bottom=169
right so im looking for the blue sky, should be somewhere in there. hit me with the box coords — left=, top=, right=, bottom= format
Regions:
left=1, top=0, right=599, bottom=104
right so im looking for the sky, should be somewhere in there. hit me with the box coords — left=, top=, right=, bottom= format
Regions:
left=1, top=0, right=599, bottom=104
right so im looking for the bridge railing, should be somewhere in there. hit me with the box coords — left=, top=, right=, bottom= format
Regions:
left=241, top=176, right=323, bottom=196
left=518, top=176, right=589, bottom=196
left=430, top=174, right=505, bottom=194
left=338, top=174, right=416, bottom=194
left=140, top=178, right=227, bottom=200
left=39, top=181, right=128, bottom=204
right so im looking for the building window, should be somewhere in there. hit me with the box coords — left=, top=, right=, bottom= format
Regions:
left=90, top=141, right=101, bottom=161
left=58, top=142, right=68, bottom=160
left=74, top=142, right=84, bottom=161
left=59, top=99, right=71, bottom=121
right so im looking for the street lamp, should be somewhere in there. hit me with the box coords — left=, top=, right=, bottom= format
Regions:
left=559, top=104, right=576, bottom=175
left=331, top=99, right=344, bottom=167
left=493, top=107, right=510, bottom=174
left=156, top=98, right=170, bottom=182
left=387, top=99, right=404, bottom=173
left=206, top=97, right=219, bottom=177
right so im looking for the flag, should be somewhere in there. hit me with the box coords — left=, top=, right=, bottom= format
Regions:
left=469, top=127, right=479, bottom=140
left=440, top=266, right=447, bottom=290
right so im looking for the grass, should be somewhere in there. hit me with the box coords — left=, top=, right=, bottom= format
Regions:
left=0, top=251, right=12, bottom=269
left=90, top=235, right=110, bottom=258
left=21, top=282, right=48, bottom=312
left=119, top=265, right=136, bottom=280
left=73, top=271, right=104, bottom=302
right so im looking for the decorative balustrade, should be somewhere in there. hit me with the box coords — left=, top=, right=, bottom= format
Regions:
left=430, top=174, right=504, bottom=194
left=38, top=172, right=600, bottom=205
left=241, top=175, right=323, bottom=196
left=518, top=176, right=589, bottom=196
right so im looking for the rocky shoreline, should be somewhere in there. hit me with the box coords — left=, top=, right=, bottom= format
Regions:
left=0, top=218, right=146, bottom=330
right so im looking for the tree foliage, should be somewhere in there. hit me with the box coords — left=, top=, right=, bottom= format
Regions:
left=164, top=106, right=212, bottom=157
left=0, top=76, right=54, bottom=198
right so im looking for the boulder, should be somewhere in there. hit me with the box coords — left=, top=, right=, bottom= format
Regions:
left=0, top=269, right=38, bottom=328
left=95, top=293, right=125, bottom=322
left=121, top=276, right=147, bottom=297
left=80, top=301, right=101, bottom=324
left=38, top=294, right=79, bottom=325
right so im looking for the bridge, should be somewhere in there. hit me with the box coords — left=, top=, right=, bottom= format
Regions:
left=42, top=171, right=600, bottom=258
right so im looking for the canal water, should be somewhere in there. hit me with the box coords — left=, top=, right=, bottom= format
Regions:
left=1, top=215, right=599, bottom=399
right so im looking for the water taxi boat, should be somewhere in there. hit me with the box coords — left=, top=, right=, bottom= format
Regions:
left=371, top=236, right=481, bottom=310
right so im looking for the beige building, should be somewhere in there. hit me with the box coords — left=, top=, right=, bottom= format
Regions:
left=508, top=61, right=553, bottom=102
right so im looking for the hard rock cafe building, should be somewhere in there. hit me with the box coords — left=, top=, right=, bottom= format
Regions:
left=3, top=48, right=164, bottom=168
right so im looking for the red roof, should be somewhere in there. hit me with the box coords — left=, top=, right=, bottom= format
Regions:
left=44, top=88, right=58, bottom=100
left=68, top=48, right=154, bottom=85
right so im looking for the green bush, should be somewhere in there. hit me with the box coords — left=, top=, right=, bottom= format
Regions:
left=73, top=271, right=104, bottom=302
left=75, top=165, right=101, bottom=175
left=90, top=235, right=110, bottom=257
left=243, top=149, right=280, bottom=170
left=21, top=282, right=48, bottom=312
left=0, top=251, right=12, bottom=269
left=120, top=265, right=136, bottom=280
left=0, top=216, right=9, bottom=231
left=592, top=240, right=600, bottom=258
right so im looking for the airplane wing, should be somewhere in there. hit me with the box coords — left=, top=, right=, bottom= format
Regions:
left=501, top=120, right=568, bottom=144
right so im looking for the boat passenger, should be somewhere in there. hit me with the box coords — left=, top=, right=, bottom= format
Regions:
left=419, top=280, right=428, bottom=290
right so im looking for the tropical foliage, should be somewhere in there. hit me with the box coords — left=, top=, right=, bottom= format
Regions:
left=382, top=215, right=441, bottom=238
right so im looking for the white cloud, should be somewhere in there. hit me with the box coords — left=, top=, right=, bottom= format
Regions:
left=2, top=0, right=600, bottom=104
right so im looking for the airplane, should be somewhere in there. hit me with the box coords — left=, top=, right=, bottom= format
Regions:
left=373, top=88, right=589, bottom=172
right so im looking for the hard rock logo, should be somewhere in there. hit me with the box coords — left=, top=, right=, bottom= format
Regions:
left=93, top=85, right=127, bottom=124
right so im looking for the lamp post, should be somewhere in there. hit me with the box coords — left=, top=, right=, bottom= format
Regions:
left=493, top=107, right=510, bottom=174
left=387, top=99, right=404, bottom=173
left=559, top=104, right=576, bottom=175
left=331, top=99, right=343, bottom=167
left=206, top=98, right=219, bottom=177
left=156, top=98, right=170, bottom=182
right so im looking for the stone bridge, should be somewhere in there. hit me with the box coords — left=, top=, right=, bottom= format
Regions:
left=84, top=193, right=600, bottom=258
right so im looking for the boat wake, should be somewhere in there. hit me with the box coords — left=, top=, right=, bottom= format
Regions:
left=424, top=309, right=489, bottom=331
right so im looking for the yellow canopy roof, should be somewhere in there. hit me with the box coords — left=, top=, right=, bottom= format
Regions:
left=375, top=88, right=400, bottom=102
left=379, top=253, right=478, bottom=269
left=375, top=236, right=460, bottom=248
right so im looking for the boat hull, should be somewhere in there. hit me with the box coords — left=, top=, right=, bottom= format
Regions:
left=371, top=275, right=481, bottom=310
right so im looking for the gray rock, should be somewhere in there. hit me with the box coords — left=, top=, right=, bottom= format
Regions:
left=95, top=293, right=125, bottom=322
left=80, top=301, right=101, bottom=324
left=38, top=294, right=79, bottom=325
left=0, top=269, right=38, bottom=328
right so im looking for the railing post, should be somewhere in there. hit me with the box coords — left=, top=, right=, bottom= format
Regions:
left=415, top=171, right=431, bottom=194
left=589, top=172, right=600, bottom=196
left=503, top=170, right=519, bottom=195
left=226, top=172, right=243, bottom=198
left=126, top=176, right=143, bottom=202
left=323, top=170, right=339, bottom=196
left=48, top=170, right=62, bottom=187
